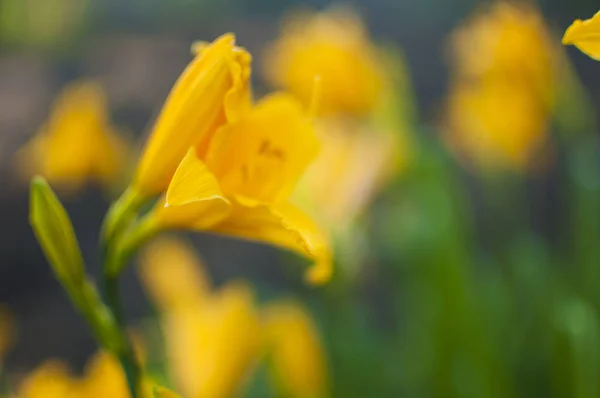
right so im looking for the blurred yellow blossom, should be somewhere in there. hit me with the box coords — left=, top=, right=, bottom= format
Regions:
left=263, top=300, right=329, bottom=398
left=132, top=33, right=251, bottom=198
left=293, top=118, right=401, bottom=231
left=139, top=239, right=261, bottom=398
left=563, top=10, right=600, bottom=60
left=444, top=1, right=559, bottom=172
left=17, top=360, right=75, bottom=398
left=264, top=9, right=414, bottom=237
left=17, top=351, right=153, bottom=398
left=263, top=7, right=385, bottom=116
left=74, top=352, right=134, bottom=398
left=15, top=81, right=129, bottom=195
left=138, top=237, right=210, bottom=312
left=144, top=93, right=332, bottom=284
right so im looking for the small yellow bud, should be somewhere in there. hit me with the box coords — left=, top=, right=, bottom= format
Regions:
left=29, top=176, right=84, bottom=287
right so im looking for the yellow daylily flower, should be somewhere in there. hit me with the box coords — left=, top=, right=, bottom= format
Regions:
left=446, top=80, right=549, bottom=171
left=265, top=7, right=414, bottom=232
left=73, top=351, right=153, bottom=398
left=17, top=360, right=76, bottom=398
left=263, top=7, right=384, bottom=116
left=132, top=33, right=252, bottom=198
left=444, top=1, right=558, bottom=172
left=293, top=117, right=401, bottom=232
left=563, top=10, right=600, bottom=60
left=15, top=81, right=129, bottom=195
left=138, top=236, right=210, bottom=312
left=73, top=352, right=133, bottom=398
left=263, top=301, right=329, bottom=398
left=139, top=240, right=261, bottom=398
left=146, top=93, right=332, bottom=284
left=18, top=351, right=153, bottom=398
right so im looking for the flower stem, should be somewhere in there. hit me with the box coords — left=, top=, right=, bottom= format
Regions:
left=100, top=187, right=146, bottom=255
left=105, top=215, right=160, bottom=278
left=100, top=189, right=156, bottom=398
left=103, top=276, right=142, bottom=398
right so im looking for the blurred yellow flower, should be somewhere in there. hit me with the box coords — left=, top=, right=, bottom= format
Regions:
left=74, top=351, right=135, bottom=398
left=17, top=360, right=76, bottom=398
left=263, top=7, right=385, bottom=116
left=264, top=8, right=414, bottom=236
left=446, top=81, right=549, bottom=171
left=563, top=10, right=600, bottom=60
left=294, top=118, right=401, bottom=232
left=132, top=33, right=252, bottom=198
left=444, top=1, right=558, bottom=172
left=139, top=239, right=261, bottom=398
left=17, top=351, right=153, bottom=398
left=263, top=301, right=329, bottom=398
left=138, top=237, right=210, bottom=312
left=146, top=93, right=331, bottom=284
left=15, top=81, right=129, bottom=195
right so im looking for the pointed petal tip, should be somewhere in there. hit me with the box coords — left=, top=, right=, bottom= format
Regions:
left=305, top=257, right=333, bottom=285
left=562, top=20, right=582, bottom=46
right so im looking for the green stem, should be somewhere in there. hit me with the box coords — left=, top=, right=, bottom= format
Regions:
left=100, top=187, right=146, bottom=255
left=102, top=277, right=142, bottom=398
left=105, top=214, right=160, bottom=278
left=99, top=189, right=156, bottom=398
left=62, top=280, right=142, bottom=398
left=100, top=214, right=160, bottom=397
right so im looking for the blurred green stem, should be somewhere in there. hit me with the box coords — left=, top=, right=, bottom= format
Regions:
left=102, top=276, right=142, bottom=398
left=100, top=187, right=146, bottom=255
left=100, top=190, right=159, bottom=398
left=104, top=215, right=160, bottom=278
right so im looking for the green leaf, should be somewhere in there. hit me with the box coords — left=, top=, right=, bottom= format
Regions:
left=29, top=176, right=84, bottom=287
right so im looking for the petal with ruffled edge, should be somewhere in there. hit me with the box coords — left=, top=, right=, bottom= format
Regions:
left=134, top=33, right=252, bottom=197
left=157, top=149, right=231, bottom=229
left=563, top=11, right=600, bottom=60
left=209, top=196, right=332, bottom=284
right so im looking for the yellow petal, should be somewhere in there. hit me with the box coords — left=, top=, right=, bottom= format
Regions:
left=76, top=352, right=130, bottom=398
left=138, top=236, right=211, bottom=311
left=157, top=149, right=231, bottom=229
left=263, top=300, right=329, bottom=398
left=133, top=33, right=252, bottom=197
left=263, top=7, right=385, bottom=115
left=164, top=282, right=261, bottom=398
left=206, top=93, right=320, bottom=203
left=15, top=81, right=128, bottom=195
left=210, top=197, right=332, bottom=284
left=563, top=11, right=600, bottom=60
left=18, top=360, right=76, bottom=398
left=74, top=350, right=154, bottom=398
left=295, top=118, right=402, bottom=230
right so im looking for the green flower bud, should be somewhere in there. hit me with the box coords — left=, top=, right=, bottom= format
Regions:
left=29, top=176, right=84, bottom=287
